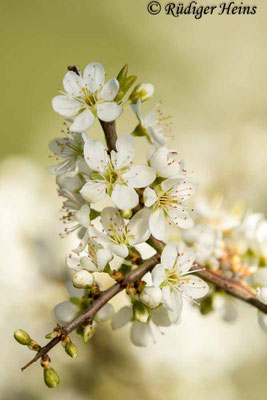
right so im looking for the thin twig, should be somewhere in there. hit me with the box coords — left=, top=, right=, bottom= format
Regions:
left=21, top=254, right=160, bottom=371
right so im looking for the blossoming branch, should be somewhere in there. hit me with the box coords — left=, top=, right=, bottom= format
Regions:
left=14, top=62, right=267, bottom=388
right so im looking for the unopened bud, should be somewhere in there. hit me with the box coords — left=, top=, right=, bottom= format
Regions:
left=129, top=83, right=154, bottom=103
left=45, top=330, right=61, bottom=340
left=44, top=367, right=60, bottom=388
left=140, top=287, right=162, bottom=309
left=82, top=323, right=95, bottom=344
left=72, top=270, right=94, bottom=288
left=14, top=329, right=31, bottom=346
left=65, top=342, right=78, bottom=358
left=120, top=209, right=132, bottom=219
left=133, top=301, right=149, bottom=323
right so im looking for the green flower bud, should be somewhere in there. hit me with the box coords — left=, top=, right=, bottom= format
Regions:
left=45, top=331, right=61, bottom=340
left=120, top=209, right=132, bottom=219
left=14, top=329, right=31, bottom=346
left=43, top=367, right=60, bottom=388
left=65, top=342, right=78, bottom=358
left=133, top=301, right=149, bottom=323
left=129, top=83, right=154, bottom=104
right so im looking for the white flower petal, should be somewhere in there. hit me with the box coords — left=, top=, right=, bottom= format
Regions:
left=96, top=303, right=114, bottom=322
left=168, top=207, right=194, bottom=229
left=149, top=209, right=166, bottom=240
left=96, top=102, right=123, bottom=122
left=180, top=275, right=209, bottom=299
left=149, top=146, right=181, bottom=178
left=70, top=109, right=95, bottom=132
left=65, top=280, right=84, bottom=298
left=168, top=291, right=183, bottom=324
left=112, top=306, right=133, bottom=330
left=130, top=321, right=151, bottom=347
left=76, top=204, right=90, bottom=228
left=54, top=301, right=78, bottom=326
left=251, top=267, right=267, bottom=286
left=80, top=180, right=107, bottom=203
left=130, top=98, right=142, bottom=121
left=161, top=286, right=173, bottom=310
left=63, top=71, right=84, bottom=96
left=111, top=184, right=139, bottom=210
left=98, top=78, right=119, bottom=101
left=66, top=254, right=82, bottom=271
left=83, top=62, right=105, bottom=92
left=152, top=264, right=165, bottom=287
left=83, top=134, right=109, bottom=174
left=111, top=134, right=135, bottom=170
left=80, top=256, right=98, bottom=272
left=122, top=165, right=156, bottom=189
left=101, top=207, right=125, bottom=237
left=161, top=242, right=178, bottom=270
left=49, top=137, right=71, bottom=155
left=110, top=243, right=129, bottom=258
left=52, top=95, right=81, bottom=117
left=128, top=207, right=151, bottom=245
left=47, top=159, right=72, bottom=175
left=151, top=306, right=172, bottom=327
left=161, top=177, right=198, bottom=201
left=143, top=187, right=157, bottom=207
left=96, top=248, right=113, bottom=270
left=176, top=247, right=196, bottom=274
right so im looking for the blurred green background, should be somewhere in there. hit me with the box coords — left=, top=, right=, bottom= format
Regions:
left=1, top=0, right=267, bottom=399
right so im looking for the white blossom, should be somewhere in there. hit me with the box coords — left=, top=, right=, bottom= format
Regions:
left=152, top=243, right=209, bottom=322
left=112, top=304, right=172, bottom=347
left=89, top=206, right=151, bottom=258
left=149, top=146, right=187, bottom=178
left=144, top=176, right=197, bottom=240
left=80, top=134, right=156, bottom=209
left=131, top=99, right=171, bottom=146
left=183, top=223, right=224, bottom=268
left=47, top=132, right=86, bottom=176
left=52, top=62, right=123, bottom=132
left=66, top=234, right=112, bottom=272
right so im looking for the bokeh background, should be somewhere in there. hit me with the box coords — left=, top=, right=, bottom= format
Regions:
left=1, top=0, right=267, bottom=399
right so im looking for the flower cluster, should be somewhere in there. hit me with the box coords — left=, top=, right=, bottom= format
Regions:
left=182, top=196, right=267, bottom=328
left=49, top=61, right=207, bottom=348
left=17, top=61, right=267, bottom=389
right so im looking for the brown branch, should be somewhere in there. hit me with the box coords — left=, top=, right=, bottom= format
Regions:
left=99, top=120, right=118, bottom=152
left=21, top=254, right=160, bottom=371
